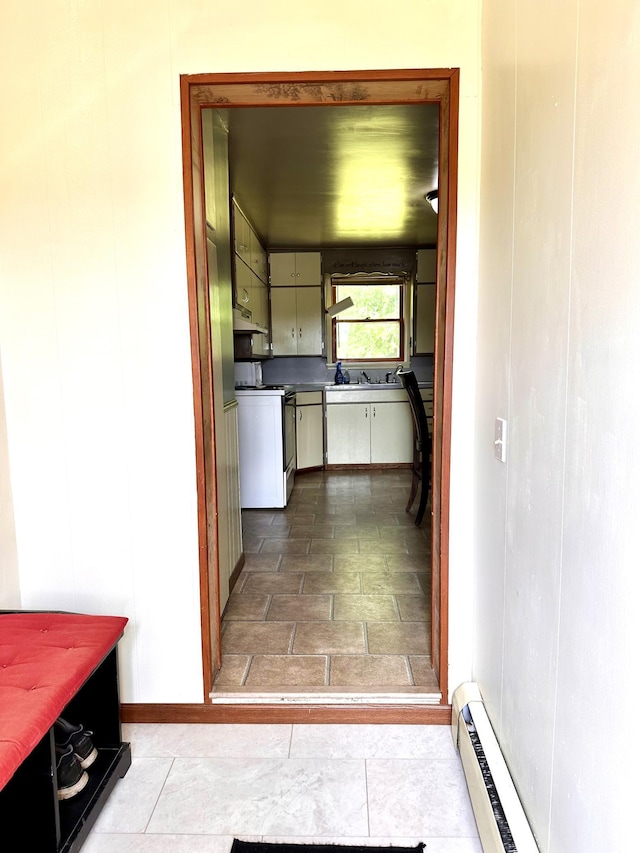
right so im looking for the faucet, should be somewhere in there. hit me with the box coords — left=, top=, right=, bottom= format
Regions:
left=361, top=371, right=371, bottom=383
left=385, top=372, right=394, bottom=383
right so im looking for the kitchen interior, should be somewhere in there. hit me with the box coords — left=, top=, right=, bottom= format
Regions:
left=202, top=101, right=440, bottom=702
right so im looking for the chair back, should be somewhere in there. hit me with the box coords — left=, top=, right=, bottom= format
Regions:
left=397, top=369, right=431, bottom=453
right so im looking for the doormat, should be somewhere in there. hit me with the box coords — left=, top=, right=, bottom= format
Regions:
left=232, top=842, right=426, bottom=853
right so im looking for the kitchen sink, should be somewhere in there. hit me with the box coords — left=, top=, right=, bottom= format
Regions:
left=324, top=382, right=399, bottom=389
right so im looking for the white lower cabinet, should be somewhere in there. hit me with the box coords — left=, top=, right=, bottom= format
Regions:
left=326, top=403, right=370, bottom=464
left=326, top=401, right=413, bottom=465
left=296, top=392, right=324, bottom=470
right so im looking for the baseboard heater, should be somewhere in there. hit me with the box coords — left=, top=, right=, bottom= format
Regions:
left=451, top=683, right=539, bottom=853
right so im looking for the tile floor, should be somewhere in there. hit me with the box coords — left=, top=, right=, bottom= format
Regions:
left=212, top=470, right=438, bottom=698
left=84, top=723, right=482, bottom=852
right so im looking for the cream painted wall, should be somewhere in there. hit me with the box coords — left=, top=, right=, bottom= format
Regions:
left=0, top=354, right=20, bottom=608
left=0, top=1, right=480, bottom=702
left=476, top=0, right=639, bottom=849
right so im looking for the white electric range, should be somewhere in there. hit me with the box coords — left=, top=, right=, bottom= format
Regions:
left=235, top=385, right=296, bottom=508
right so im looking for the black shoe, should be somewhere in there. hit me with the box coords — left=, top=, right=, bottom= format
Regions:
left=55, top=744, right=89, bottom=800
left=55, top=717, right=98, bottom=769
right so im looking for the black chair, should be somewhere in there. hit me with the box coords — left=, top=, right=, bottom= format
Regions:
left=398, top=369, right=432, bottom=526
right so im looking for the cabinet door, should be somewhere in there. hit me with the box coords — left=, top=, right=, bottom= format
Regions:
left=296, top=405, right=324, bottom=469
left=234, top=257, right=253, bottom=312
left=295, top=287, right=322, bottom=355
left=370, top=402, right=414, bottom=464
left=269, top=252, right=297, bottom=285
left=271, top=287, right=297, bottom=355
left=294, top=252, right=322, bottom=285
left=326, top=403, right=370, bottom=464
left=250, top=230, right=268, bottom=283
left=233, top=207, right=251, bottom=266
left=414, top=283, right=436, bottom=354
left=254, top=282, right=270, bottom=355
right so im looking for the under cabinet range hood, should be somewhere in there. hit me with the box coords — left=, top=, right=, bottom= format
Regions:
left=232, top=307, right=268, bottom=335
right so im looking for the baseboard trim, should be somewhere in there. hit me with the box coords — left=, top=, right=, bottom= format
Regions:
left=228, top=553, right=245, bottom=594
left=325, top=463, right=412, bottom=470
left=121, top=702, right=452, bottom=725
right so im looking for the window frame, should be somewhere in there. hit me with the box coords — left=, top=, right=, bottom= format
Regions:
left=327, top=273, right=410, bottom=366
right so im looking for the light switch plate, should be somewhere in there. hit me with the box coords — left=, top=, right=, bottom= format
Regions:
left=494, top=417, right=507, bottom=463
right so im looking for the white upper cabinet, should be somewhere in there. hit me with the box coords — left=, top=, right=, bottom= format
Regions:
left=233, top=204, right=251, bottom=266
left=233, top=200, right=268, bottom=284
left=269, top=252, right=322, bottom=286
left=271, top=287, right=322, bottom=356
left=249, top=230, right=268, bottom=283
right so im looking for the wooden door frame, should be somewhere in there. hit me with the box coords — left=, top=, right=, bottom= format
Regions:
left=124, top=69, right=459, bottom=724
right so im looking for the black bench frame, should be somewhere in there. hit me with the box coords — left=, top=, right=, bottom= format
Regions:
left=0, top=615, right=131, bottom=852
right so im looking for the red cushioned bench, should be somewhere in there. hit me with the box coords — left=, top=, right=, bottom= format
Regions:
left=0, top=611, right=131, bottom=852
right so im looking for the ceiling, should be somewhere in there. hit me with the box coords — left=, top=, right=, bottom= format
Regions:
left=218, top=103, right=440, bottom=250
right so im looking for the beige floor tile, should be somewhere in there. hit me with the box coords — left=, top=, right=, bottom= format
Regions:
left=244, top=518, right=290, bottom=535
left=242, top=572, right=304, bottom=594
left=302, top=572, right=361, bottom=594
left=312, top=509, right=357, bottom=521
left=259, top=538, right=311, bottom=554
left=287, top=525, right=335, bottom=539
left=333, top=594, right=398, bottom=622
left=367, top=622, right=430, bottom=655
left=310, top=539, right=359, bottom=554
left=223, top=622, right=294, bottom=654
left=280, top=554, right=334, bottom=572
left=216, top=470, right=436, bottom=693
left=242, top=511, right=275, bottom=524
left=245, top=655, right=328, bottom=687
left=405, top=540, right=431, bottom=554
left=384, top=555, right=430, bottom=572
left=333, top=523, right=380, bottom=538
left=269, top=513, right=293, bottom=526
left=379, top=525, right=425, bottom=540
left=331, top=526, right=362, bottom=540
left=223, top=594, right=270, bottom=621
left=242, top=553, right=282, bottom=572
left=359, top=539, right=409, bottom=555
left=290, top=493, right=320, bottom=505
left=293, top=621, right=366, bottom=654
left=396, top=594, right=430, bottom=622
left=267, top=594, right=332, bottom=621
left=362, top=572, right=423, bottom=594
left=287, top=514, right=317, bottom=526
left=417, top=572, right=430, bottom=594
left=333, top=555, right=387, bottom=572
left=212, top=655, right=251, bottom=686
left=329, top=655, right=412, bottom=687
left=408, top=656, right=439, bottom=689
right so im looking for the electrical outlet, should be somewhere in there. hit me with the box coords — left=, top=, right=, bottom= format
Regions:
left=494, top=418, right=507, bottom=463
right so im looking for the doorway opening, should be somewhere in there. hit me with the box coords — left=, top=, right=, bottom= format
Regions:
left=181, top=69, right=459, bottom=721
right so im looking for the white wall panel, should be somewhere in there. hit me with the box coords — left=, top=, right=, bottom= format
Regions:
left=477, top=0, right=639, bottom=850
left=0, top=0, right=481, bottom=702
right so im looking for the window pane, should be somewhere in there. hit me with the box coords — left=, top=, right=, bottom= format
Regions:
left=336, top=321, right=401, bottom=360
left=334, top=284, right=400, bottom=320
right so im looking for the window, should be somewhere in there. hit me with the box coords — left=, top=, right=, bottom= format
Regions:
left=331, top=277, right=405, bottom=363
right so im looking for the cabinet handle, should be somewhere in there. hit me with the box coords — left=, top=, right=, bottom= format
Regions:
left=299, top=410, right=303, bottom=422
left=291, top=328, right=295, bottom=338
left=365, top=408, right=368, bottom=418
left=299, top=328, right=302, bottom=338
left=373, top=407, right=376, bottom=417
